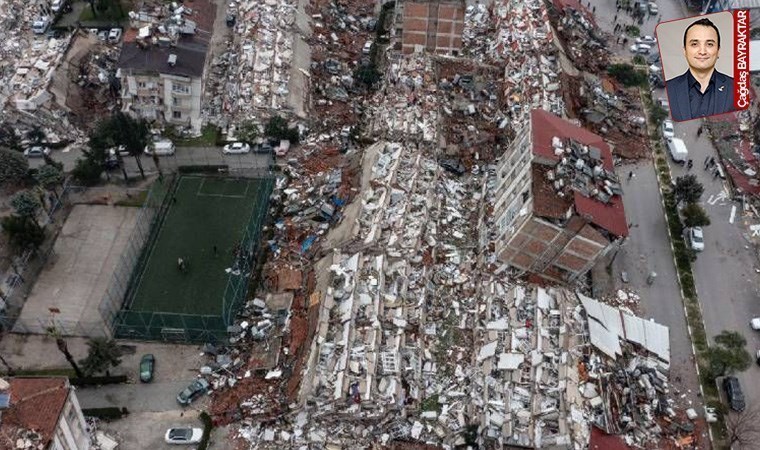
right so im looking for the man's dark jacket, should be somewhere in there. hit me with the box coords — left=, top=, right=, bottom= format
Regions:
left=666, top=70, right=734, bottom=121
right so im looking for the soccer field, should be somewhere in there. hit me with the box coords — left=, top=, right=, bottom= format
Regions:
left=129, top=175, right=266, bottom=316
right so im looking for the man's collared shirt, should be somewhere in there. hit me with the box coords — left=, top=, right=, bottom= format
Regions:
left=687, top=70, right=719, bottom=118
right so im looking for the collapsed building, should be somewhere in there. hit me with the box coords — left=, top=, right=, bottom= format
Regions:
left=492, top=109, right=628, bottom=285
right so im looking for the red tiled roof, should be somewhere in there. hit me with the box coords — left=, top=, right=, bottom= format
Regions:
left=1, top=378, right=69, bottom=447
left=574, top=192, right=629, bottom=237
left=529, top=109, right=628, bottom=237
left=530, top=109, right=613, bottom=171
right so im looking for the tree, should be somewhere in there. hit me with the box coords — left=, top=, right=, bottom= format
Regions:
left=11, top=191, right=41, bottom=226
left=46, top=328, right=84, bottom=378
left=674, top=174, right=704, bottom=205
left=682, top=203, right=711, bottom=228
left=355, top=64, right=381, bottom=88
left=25, top=126, right=45, bottom=145
left=71, top=158, right=103, bottom=186
left=89, top=113, right=150, bottom=180
left=0, top=147, right=29, bottom=184
left=648, top=104, right=668, bottom=128
left=706, top=330, right=751, bottom=378
left=35, top=165, right=64, bottom=201
left=1, top=216, right=45, bottom=251
left=79, top=337, right=122, bottom=376
left=607, top=64, right=648, bottom=87
left=726, top=406, right=760, bottom=448
left=0, top=123, right=21, bottom=151
left=236, top=120, right=260, bottom=145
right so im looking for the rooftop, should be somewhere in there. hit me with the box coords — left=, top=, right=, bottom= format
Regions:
left=0, top=377, right=70, bottom=447
left=530, top=109, right=628, bottom=237
left=118, top=36, right=209, bottom=78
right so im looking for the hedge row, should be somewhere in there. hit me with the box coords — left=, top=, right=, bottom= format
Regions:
left=70, top=375, right=128, bottom=387
left=178, top=165, right=228, bottom=174
left=82, top=407, right=129, bottom=420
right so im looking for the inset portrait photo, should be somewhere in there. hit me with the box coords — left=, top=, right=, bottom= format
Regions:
left=656, top=11, right=750, bottom=122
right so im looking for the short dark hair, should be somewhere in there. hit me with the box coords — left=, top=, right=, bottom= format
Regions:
left=683, top=18, right=721, bottom=48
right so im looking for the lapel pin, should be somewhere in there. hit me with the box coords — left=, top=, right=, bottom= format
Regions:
left=718, top=85, right=725, bottom=92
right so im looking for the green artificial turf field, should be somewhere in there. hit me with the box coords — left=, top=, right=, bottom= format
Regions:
left=129, top=175, right=263, bottom=316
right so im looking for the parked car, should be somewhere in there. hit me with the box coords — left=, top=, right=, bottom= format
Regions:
left=176, top=378, right=209, bottom=405
left=362, top=41, right=373, bottom=55
left=657, top=97, right=670, bottom=109
left=223, top=142, right=251, bottom=154
left=629, top=43, right=652, bottom=55
left=751, top=317, right=760, bottom=330
left=636, top=35, right=657, bottom=46
left=31, top=16, right=51, bottom=35
left=688, top=227, right=704, bottom=252
left=647, top=52, right=661, bottom=65
left=164, top=427, right=203, bottom=444
left=648, top=2, right=659, bottom=14
left=662, top=120, right=675, bottom=140
left=144, top=140, right=175, bottom=156
left=722, top=376, right=746, bottom=412
left=139, top=354, right=155, bottom=383
left=23, top=146, right=51, bottom=157
left=108, top=28, right=122, bottom=43
left=756, top=349, right=760, bottom=366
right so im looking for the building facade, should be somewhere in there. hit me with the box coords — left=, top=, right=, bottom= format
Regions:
left=117, top=36, right=207, bottom=134
left=493, top=109, right=628, bottom=284
left=395, top=0, right=465, bottom=55
left=0, top=377, right=90, bottom=450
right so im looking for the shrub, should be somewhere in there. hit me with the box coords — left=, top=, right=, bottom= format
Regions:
left=72, top=158, right=103, bottom=186
left=607, top=64, right=648, bottom=87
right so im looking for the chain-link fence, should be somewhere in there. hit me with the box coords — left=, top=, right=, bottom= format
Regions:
left=105, top=170, right=275, bottom=343
left=98, top=174, right=177, bottom=334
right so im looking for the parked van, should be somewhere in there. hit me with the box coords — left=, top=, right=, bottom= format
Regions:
left=144, top=140, right=176, bottom=156
left=667, top=137, right=688, bottom=163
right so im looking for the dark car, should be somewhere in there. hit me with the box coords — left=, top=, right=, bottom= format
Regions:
left=139, top=354, right=155, bottom=383
left=723, top=376, right=746, bottom=412
left=440, top=159, right=466, bottom=176
left=176, top=378, right=209, bottom=406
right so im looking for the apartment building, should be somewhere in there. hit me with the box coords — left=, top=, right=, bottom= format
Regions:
left=117, top=34, right=208, bottom=134
left=493, top=109, right=629, bottom=284
left=0, top=377, right=90, bottom=449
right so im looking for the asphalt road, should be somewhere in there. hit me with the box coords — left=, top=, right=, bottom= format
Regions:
left=592, top=0, right=705, bottom=409
left=76, top=380, right=207, bottom=413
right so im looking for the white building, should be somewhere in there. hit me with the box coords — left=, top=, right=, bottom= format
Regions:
left=117, top=35, right=208, bottom=134
left=0, top=377, right=90, bottom=449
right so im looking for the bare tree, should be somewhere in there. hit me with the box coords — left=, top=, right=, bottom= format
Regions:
left=726, top=405, right=760, bottom=448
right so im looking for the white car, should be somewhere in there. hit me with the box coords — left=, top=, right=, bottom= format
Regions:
left=636, top=35, right=657, bottom=46
left=648, top=2, right=659, bottom=14
left=689, top=227, right=704, bottom=252
left=657, top=97, right=670, bottom=109
left=629, top=43, right=652, bottom=55
left=662, top=120, right=675, bottom=139
left=108, top=28, right=122, bottom=43
left=362, top=41, right=373, bottom=55
left=164, top=427, right=202, bottom=444
left=751, top=318, right=760, bottom=330
left=51, top=0, right=63, bottom=13
left=223, top=142, right=251, bottom=154
left=23, top=146, right=51, bottom=157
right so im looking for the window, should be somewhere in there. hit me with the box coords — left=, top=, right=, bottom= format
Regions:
left=137, top=81, right=146, bottom=89
left=172, top=97, right=181, bottom=106
left=172, top=83, right=190, bottom=94
left=522, top=189, right=530, bottom=203
left=172, top=111, right=182, bottom=119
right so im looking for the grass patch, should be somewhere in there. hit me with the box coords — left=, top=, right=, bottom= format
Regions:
left=114, top=190, right=148, bottom=207
left=170, top=125, right=221, bottom=147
